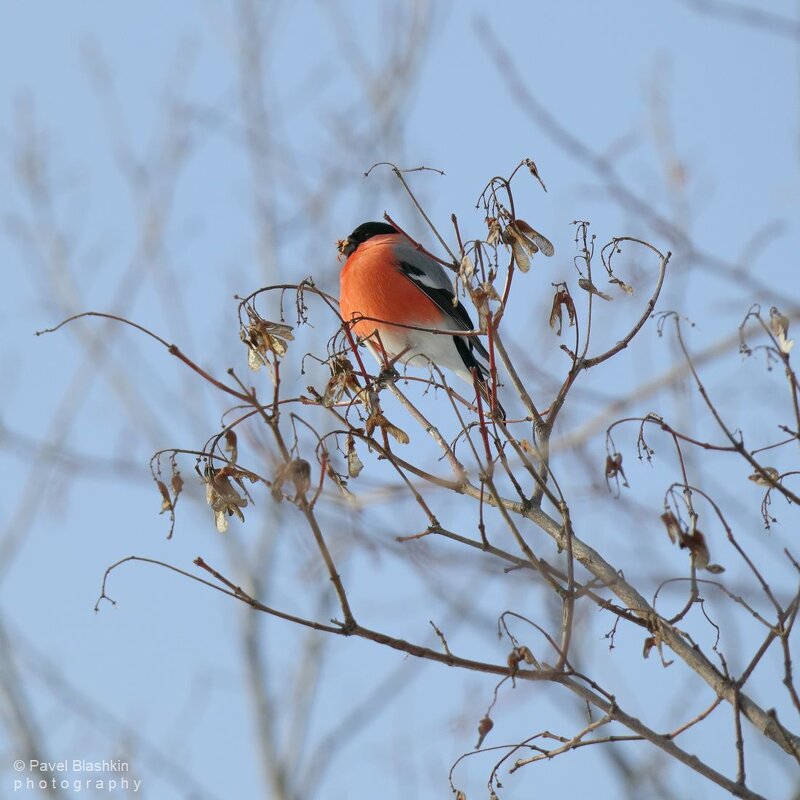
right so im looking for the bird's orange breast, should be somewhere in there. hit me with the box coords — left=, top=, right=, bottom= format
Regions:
left=339, top=235, right=443, bottom=348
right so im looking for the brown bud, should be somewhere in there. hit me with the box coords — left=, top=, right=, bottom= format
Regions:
left=524, top=157, right=548, bottom=192
left=507, top=650, right=521, bottom=675
left=605, top=452, right=628, bottom=488
left=476, top=715, right=494, bottom=748
left=224, top=429, right=238, bottom=464
left=687, top=529, right=710, bottom=570
left=289, top=459, right=312, bottom=496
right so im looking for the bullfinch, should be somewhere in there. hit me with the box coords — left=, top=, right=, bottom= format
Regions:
left=338, top=221, right=502, bottom=415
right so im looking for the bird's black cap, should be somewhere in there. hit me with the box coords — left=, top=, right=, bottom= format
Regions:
left=339, top=221, right=398, bottom=257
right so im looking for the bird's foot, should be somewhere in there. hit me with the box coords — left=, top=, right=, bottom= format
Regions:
left=376, top=364, right=400, bottom=386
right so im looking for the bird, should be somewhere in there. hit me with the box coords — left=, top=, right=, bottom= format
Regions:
left=337, top=221, right=503, bottom=415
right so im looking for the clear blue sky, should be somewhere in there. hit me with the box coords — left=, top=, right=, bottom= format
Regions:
left=2, top=2, right=799, bottom=798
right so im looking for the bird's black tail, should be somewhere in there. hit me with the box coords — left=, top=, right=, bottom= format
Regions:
left=453, top=336, right=506, bottom=419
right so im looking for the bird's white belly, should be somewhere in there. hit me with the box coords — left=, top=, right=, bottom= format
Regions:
left=366, top=325, right=472, bottom=385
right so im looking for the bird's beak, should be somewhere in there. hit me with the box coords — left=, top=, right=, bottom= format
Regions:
left=337, top=237, right=355, bottom=259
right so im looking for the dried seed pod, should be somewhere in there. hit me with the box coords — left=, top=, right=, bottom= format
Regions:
left=240, top=310, right=295, bottom=370
left=513, top=219, right=554, bottom=257
left=660, top=511, right=681, bottom=545
left=156, top=480, right=173, bottom=514
left=609, top=276, right=634, bottom=295
left=770, top=307, right=794, bottom=354
left=346, top=435, right=364, bottom=478
left=459, top=253, right=475, bottom=282
left=486, top=217, right=502, bottom=247
left=365, top=411, right=410, bottom=444
left=549, top=285, right=576, bottom=336
left=749, top=466, right=779, bottom=486
left=501, top=220, right=554, bottom=272
left=323, top=356, right=363, bottom=407
left=517, top=645, right=536, bottom=665
left=204, top=465, right=249, bottom=532
left=578, top=277, right=612, bottom=301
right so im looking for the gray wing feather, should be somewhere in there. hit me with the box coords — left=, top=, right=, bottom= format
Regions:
left=392, top=240, right=456, bottom=295
left=392, top=238, right=490, bottom=364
